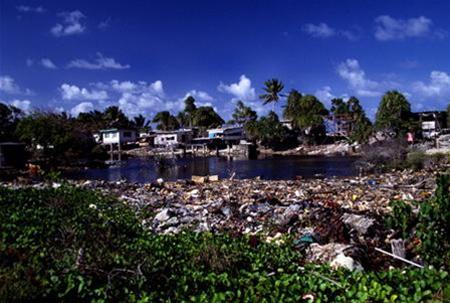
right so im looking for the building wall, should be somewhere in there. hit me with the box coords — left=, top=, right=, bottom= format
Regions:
left=102, top=130, right=136, bottom=145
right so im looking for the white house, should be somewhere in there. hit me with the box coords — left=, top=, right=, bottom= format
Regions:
left=99, top=129, right=137, bottom=145
left=207, top=125, right=246, bottom=141
left=154, top=129, right=193, bottom=147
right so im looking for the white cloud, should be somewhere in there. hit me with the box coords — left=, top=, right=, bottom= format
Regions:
left=302, top=23, right=360, bottom=40
left=16, top=5, right=46, bottom=13
left=0, top=75, right=33, bottom=95
left=60, top=84, right=108, bottom=101
left=67, top=53, right=130, bottom=70
left=218, top=75, right=256, bottom=101
left=315, top=86, right=336, bottom=107
left=413, top=71, right=450, bottom=100
left=41, top=58, right=57, bottom=69
left=51, top=10, right=86, bottom=37
left=337, top=59, right=381, bottom=97
left=374, top=15, right=441, bottom=41
left=302, top=23, right=335, bottom=38
left=70, top=102, right=94, bottom=116
left=182, top=90, right=214, bottom=102
left=10, top=99, right=32, bottom=113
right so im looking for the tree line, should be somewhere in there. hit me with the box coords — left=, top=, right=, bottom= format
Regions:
left=1, top=78, right=448, bottom=165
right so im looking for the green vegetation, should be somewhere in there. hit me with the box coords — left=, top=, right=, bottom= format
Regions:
left=152, top=110, right=180, bottom=131
left=283, top=91, right=329, bottom=144
left=16, top=112, right=99, bottom=166
left=229, top=100, right=258, bottom=125
left=1, top=183, right=449, bottom=302
left=259, top=78, right=284, bottom=111
left=375, top=91, right=413, bottom=137
left=245, top=111, right=295, bottom=149
left=330, top=97, right=373, bottom=143
left=0, top=103, right=23, bottom=142
left=385, top=174, right=450, bottom=270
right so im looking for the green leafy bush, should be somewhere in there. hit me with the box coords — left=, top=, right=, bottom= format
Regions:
left=1, top=185, right=449, bottom=302
left=417, top=174, right=450, bottom=269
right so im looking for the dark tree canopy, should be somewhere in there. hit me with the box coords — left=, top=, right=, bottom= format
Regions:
left=230, top=101, right=257, bottom=125
left=375, top=91, right=412, bottom=136
left=152, top=111, right=180, bottom=131
left=177, top=96, right=198, bottom=128
left=192, top=106, right=224, bottom=129
left=245, top=111, right=295, bottom=149
left=0, top=102, right=23, bottom=141
left=16, top=113, right=97, bottom=166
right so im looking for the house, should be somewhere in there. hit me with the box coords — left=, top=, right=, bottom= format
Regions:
left=99, top=129, right=137, bottom=146
left=0, top=142, right=26, bottom=169
left=154, top=129, right=194, bottom=147
left=280, top=119, right=293, bottom=130
left=414, top=111, right=448, bottom=139
left=207, top=125, right=246, bottom=142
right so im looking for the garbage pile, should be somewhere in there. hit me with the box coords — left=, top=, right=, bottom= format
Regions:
left=2, top=169, right=436, bottom=270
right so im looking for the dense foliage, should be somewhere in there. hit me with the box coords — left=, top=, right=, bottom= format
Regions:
left=230, top=100, right=258, bottom=125
left=0, top=103, right=23, bottom=141
left=245, top=111, right=295, bottom=149
left=16, top=112, right=99, bottom=166
left=1, top=184, right=449, bottom=302
left=375, top=91, right=413, bottom=137
left=152, top=110, right=180, bottom=131
left=330, top=97, right=372, bottom=143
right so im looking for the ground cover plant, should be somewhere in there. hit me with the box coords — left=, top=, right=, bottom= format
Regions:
left=1, top=183, right=449, bottom=302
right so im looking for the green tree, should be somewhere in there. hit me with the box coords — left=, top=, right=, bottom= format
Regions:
left=245, top=111, right=294, bottom=149
left=16, top=113, right=96, bottom=167
left=330, top=97, right=373, bottom=143
left=76, top=110, right=106, bottom=132
left=260, top=79, right=284, bottom=111
left=103, top=106, right=131, bottom=129
left=283, top=94, right=328, bottom=143
left=177, top=96, right=198, bottom=128
left=375, top=91, right=412, bottom=136
left=283, top=90, right=303, bottom=122
left=133, top=114, right=151, bottom=131
left=152, top=111, right=180, bottom=131
left=447, top=103, right=450, bottom=128
left=230, top=100, right=257, bottom=125
left=0, top=102, right=23, bottom=141
left=192, top=106, right=224, bottom=129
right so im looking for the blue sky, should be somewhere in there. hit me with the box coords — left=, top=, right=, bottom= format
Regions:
left=0, top=0, right=449, bottom=120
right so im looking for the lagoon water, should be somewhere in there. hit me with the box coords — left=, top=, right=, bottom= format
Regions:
left=68, top=155, right=358, bottom=183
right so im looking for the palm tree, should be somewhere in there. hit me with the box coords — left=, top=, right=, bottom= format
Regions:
left=133, top=114, right=150, bottom=131
left=152, top=111, right=180, bottom=131
left=259, top=79, right=284, bottom=112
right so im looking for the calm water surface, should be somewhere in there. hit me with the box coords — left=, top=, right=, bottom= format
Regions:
left=68, top=155, right=358, bottom=183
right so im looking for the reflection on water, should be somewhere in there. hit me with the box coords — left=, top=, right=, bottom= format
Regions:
left=68, top=155, right=357, bottom=183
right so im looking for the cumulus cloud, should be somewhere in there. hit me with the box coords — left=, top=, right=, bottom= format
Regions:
left=218, top=75, right=256, bottom=101
left=182, top=90, right=214, bottom=102
left=60, top=84, right=108, bottom=101
left=16, top=5, right=46, bottom=13
left=70, top=102, right=94, bottom=116
left=51, top=10, right=86, bottom=37
left=10, top=99, right=32, bottom=113
left=41, top=58, right=57, bottom=69
left=67, top=53, right=130, bottom=70
left=0, top=75, right=33, bottom=95
left=413, top=71, right=450, bottom=101
left=374, top=15, right=443, bottom=41
left=337, top=59, right=381, bottom=97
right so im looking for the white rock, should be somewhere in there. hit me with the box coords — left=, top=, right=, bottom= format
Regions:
left=154, top=209, right=170, bottom=222
left=330, top=253, right=363, bottom=271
